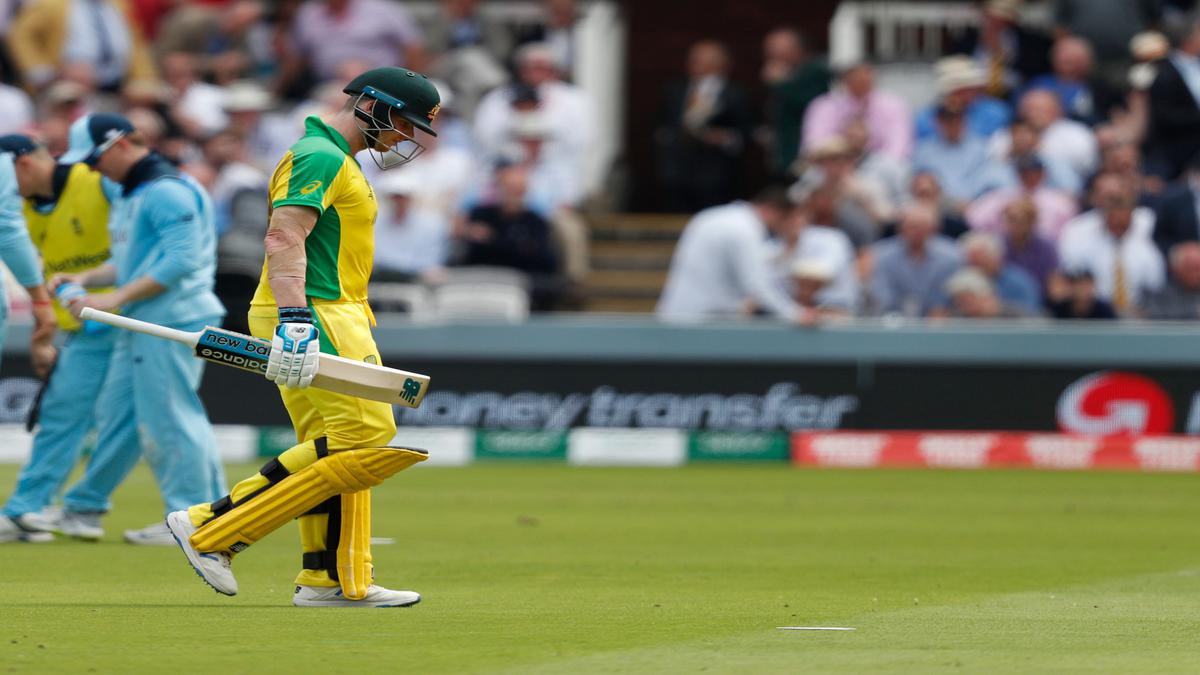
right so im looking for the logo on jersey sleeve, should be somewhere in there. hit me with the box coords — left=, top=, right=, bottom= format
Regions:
left=300, top=180, right=323, bottom=195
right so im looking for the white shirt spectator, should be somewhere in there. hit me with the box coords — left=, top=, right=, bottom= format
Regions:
left=0, top=84, right=34, bottom=134
left=767, top=225, right=859, bottom=311
left=293, top=0, right=423, bottom=80
left=658, top=201, right=799, bottom=321
left=1058, top=207, right=1165, bottom=308
left=989, top=120, right=1098, bottom=188
left=390, top=143, right=474, bottom=221
left=473, top=81, right=592, bottom=204
left=62, top=0, right=132, bottom=88
left=374, top=207, right=449, bottom=275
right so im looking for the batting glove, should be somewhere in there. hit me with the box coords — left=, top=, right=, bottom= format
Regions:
left=267, top=306, right=320, bottom=388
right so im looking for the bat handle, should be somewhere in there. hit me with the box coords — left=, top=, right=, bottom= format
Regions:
left=79, top=308, right=198, bottom=346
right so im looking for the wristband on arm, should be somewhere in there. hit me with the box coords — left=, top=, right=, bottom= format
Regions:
left=278, top=306, right=313, bottom=324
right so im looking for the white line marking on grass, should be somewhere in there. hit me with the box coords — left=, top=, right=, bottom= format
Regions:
left=777, top=627, right=856, bottom=631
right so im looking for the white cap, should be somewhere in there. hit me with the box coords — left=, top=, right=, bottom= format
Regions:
left=222, top=81, right=274, bottom=112
left=790, top=259, right=835, bottom=282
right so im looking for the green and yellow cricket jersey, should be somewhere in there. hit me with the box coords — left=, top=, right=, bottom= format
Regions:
left=252, top=116, right=378, bottom=307
left=24, top=163, right=112, bottom=331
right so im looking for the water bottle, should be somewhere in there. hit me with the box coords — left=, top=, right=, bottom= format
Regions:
left=55, top=282, right=108, bottom=334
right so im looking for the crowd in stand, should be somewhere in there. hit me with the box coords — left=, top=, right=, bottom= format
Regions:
left=658, top=0, right=1200, bottom=323
left=0, top=0, right=591, bottom=321
left=10, top=0, right=1200, bottom=323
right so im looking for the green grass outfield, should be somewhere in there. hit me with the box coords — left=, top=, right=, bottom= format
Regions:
left=1, top=463, right=1199, bottom=674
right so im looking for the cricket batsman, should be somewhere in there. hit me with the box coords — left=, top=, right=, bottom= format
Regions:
left=50, top=114, right=227, bottom=544
left=0, top=135, right=136, bottom=543
left=167, top=67, right=440, bottom=607
left=0, top=140, right=58, bottom=543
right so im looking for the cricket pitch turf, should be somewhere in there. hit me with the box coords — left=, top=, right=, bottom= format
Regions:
left=1, top=463, right=1199, bottom=673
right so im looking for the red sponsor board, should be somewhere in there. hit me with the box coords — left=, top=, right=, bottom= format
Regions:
left=791, top=432, right=1200, bottom=472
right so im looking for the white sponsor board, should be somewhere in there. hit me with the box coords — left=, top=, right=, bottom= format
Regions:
left=1025, top=435, right=1099, bottom=470
left=568, top=428, right=687, bottom=466
left=917, top=434, right=996, bottom=468
left=807, top=433, right=887, bottom=467
left=392, top=426, right=474, bottom=466
left=1133, top=437, right=1200, bottom=472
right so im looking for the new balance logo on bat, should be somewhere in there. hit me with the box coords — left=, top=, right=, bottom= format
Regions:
left=196, top=330, right=271, bottom=374
left=401, top=378, right=422, bottom=404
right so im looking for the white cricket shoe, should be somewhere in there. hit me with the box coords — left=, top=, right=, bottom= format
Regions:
left=0, top=514, right=54, bottom=543
left=123, top=521, right=176, bottom=546
left=165, top=511, right=237, bottom=596
left=20, top=506, right=61, bottom=532
left=293, top=584, right=421, bottom=608
left=54, top=511, right=104, bottom=541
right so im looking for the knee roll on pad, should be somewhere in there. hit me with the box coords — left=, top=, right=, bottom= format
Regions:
left=189, top=446, right=426, bottom=554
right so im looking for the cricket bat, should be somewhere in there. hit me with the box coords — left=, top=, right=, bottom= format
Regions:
left=79, top=308, right=429, bottom=408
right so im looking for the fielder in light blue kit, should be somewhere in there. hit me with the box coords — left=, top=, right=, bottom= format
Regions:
left=0, top=135, right=138, bottom=544
left=0, top=144, right=59, bottom=543
left=52, top=113, right=227, bottom=546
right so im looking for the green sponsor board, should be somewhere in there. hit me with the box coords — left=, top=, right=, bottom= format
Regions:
left=258, top=426, right=297, bottom=457
left=688, top=432, right=789, bottom=462
left=476, top=430, right=567, bottom=461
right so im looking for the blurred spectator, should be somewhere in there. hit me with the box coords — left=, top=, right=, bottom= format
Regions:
left=843, top=118, right=908, bottom=211
left=1145, top=241, right=1200, bottom=318
left=1153, top=156, right=1200, bottom=256
left=942, top=268, right=1020, bottom=318
left=766, top=201, right=859, bottom=313
left=966, top=155, right=1079, bottom=240
left=915, top=56, right=1010, bottom=142
left=0, top=75, right=33, bottom=134
left=653, top=40, right=752, bottom=212
left=993, top=89, right=1098, bottom=186
left=514, top=0, right=578, bottom=72
left=456, top=163, right=562, bottom=309
left=904, top=172, right=970, bottom=238
left=951, top=0, right=1052, bottom=99
left=374, top=170, right=450, bottom=281
left=420, top=0, right=511, bottom=118
left=787, top=259, right=850, bottom=319
left=1059, top=174, right=1165, bottom=313
left=760, top=27, right=830, bottom=178
left=657, top=186, right=806, bottom=322
left=912, top=104, right=1000, bottom=209
left=475, top=42, right=592, bottom=202
left=161, top=51, right=227, bottom=138
left=222, top=79, right=293, bottom=174
left=869, top=203, right=962, bottom=317
left=803, top=62, right=912, bottom=161
left=394, top=130, right=474, bottom=225
left=1053, top=0, right=1161, bottom=77
left=1024, top=36, right=1123, bottom=126
left=1046, top=268, right=1118, bottom=319
left=959, top=230, right=1042, bottom=314
left=10, top=0, right=157, bottom=91
left=1120, top=30, right=1170, bottom=145
left=286, top=0, right=425, bottom=87
left=154, top=0, right=265, bottom=85
left=1146, top=15, right=1200, bottom=181
left=993, top=118, right=1081, bottom=195
left=1001, top=196, right=1059, bottom=292
left=793, top=136, right=892, bottom=248
left=205, top=129, right=268, bottom=333
left=1093, top=140, right=1153, bottom=200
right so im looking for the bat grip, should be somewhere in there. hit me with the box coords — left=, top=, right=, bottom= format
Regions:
left=78, top=308, right=197, bottom=345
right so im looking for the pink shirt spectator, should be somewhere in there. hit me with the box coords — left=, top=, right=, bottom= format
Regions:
left=965, top=186, right=1079, bottom=242
left=294, top=0, right=424, bottom=80
left=802, top=89, right=913, bottom=161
